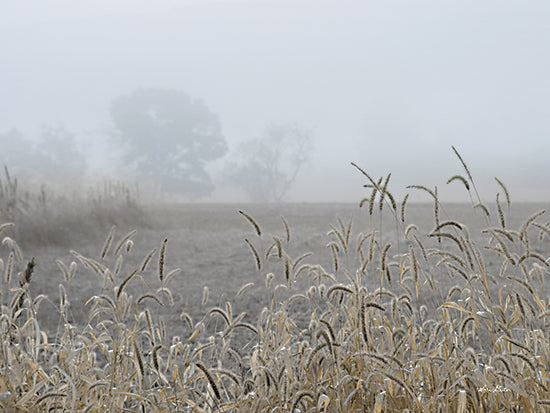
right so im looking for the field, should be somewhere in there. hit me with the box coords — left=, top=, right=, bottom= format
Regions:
left=27, top=202, right=550, bottom=345
left=1, top=167, right=550, bottom=411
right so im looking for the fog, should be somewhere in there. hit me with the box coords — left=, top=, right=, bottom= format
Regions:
left=2, top=1, right=550, bottom=203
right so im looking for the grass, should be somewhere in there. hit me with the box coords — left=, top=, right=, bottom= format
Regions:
left=0, top=167, right=144, bottom=247
left=0, top=150, right=549, bottom=411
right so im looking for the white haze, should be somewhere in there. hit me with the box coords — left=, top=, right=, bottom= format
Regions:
left=2, top=0, right=549, bottom=202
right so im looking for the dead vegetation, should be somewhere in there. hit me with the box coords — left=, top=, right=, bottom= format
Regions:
left=0, top=150, right=549, bottom=411
left=0, top=166, right=144, bottom=247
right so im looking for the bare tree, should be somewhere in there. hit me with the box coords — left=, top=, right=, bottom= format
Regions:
left=226, top=123, right=313, bottom=202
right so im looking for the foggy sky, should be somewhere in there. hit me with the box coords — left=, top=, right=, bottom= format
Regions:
left=2, top=1, right=550, bottom=202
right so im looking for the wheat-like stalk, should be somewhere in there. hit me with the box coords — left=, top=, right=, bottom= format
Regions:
left=494, top=177, right=511, bottom=211
left=401, top=193, right=409, bottom=223
left=244, top=238, right=261, bottom=271
left=496, top=193, right=506, bottom=228
left=239, top=210, right=261, bottom=236
left=100, top=226, right=116, bottom=259
left=158, top=238, right=167, bottom=282
left=281, top=216, right=291, bottom=243
left=447, top=174, right=470, bottom=191
left=196, top=362, right=222, bottom=401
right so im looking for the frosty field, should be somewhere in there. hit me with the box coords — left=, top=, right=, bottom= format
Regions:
left=28, top=201, right=550, bottom=342
left=3, top=197, right=550, bottom=411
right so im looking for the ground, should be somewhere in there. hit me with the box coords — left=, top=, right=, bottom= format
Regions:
left=15, top=201, right=550, bottom=348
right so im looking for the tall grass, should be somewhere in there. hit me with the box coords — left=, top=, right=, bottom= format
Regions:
left=0, top=166, right=143, bottom=247
left=0, top=151, right=549, bottom=411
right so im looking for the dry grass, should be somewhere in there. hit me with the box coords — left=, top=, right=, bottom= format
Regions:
left=0, top=167, right=144, bottom=247
left=1, top=152, right=550, bottom=411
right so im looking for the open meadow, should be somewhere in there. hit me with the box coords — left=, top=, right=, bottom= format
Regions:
left=27, top=202, right=550, bottom=347
left=5, top=2, right=550, bottom=410
left=1, top=168, right=550, bottom=411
